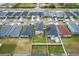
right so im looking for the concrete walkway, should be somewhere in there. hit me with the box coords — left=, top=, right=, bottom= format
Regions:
left=32, top=43, right=62, bottom=45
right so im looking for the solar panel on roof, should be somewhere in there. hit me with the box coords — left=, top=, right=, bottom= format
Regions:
left=36, top=21, right=43, bottom=31
left=28, top=12, right=43, bottom=16
left=0, top=25, right=12, bottom=37
left=0, top=12, right=7, bottom=17
left=20, top=26, right=27, bottom=35
left=67, top=21, right=79, bottom=34
left=73, top=11, right=79, bottom=16
left=21, top=12, right=28, bottom=17
left=56, top=11, right=65, bottom=17
left=13, top=12, right=22, bottom=17
left=50, top=12, right=56, bottom=17
left=20, top=25, right=33, bottom=37
left=46, top=25, right=58, bottom=37
left=44, top=12, right=51, bottom=17
left=7, top=25, right=16, bottom=35
left=7, top=25, right=22, bottom=37
left=66, top=12, right=75, bottom=18
left=5, top=12, right=14, bottom=17
left=66, top=20, right=77, bottom=23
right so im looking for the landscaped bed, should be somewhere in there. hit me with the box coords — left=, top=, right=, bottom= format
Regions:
left=48, top=45, right=64, bottom=54
left=32, top=45, right=48, bottom=55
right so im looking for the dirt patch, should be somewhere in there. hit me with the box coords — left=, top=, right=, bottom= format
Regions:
left=1, top=38, right=18, bottom=44
left=14, top=38, right=32, bottom=54
left=47, top=38, right=55, bottom=43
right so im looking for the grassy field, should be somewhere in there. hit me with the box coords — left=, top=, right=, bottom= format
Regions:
left=73, top=17, right=79, bottom=20
left=65, top=3, right=79, bottom=8
left=48, top=45, right=64, bottom=54
left=13, top=3, right=36, bottom=8
left=0, top=38, right=32, bottom=54
left=0, top=38, right=17, bottom=54
left=0, top=44, right=16, bottom=53
left=32, top=45, right=48, bottom=54
left=56, top=3, right=79, bottom=8
left=61, top=35, right=79, bottom=55
left=0, top=18, right=5, bottom=20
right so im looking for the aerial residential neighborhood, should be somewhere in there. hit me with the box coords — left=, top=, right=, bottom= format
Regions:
left=0, top=3, right=79, bottom=56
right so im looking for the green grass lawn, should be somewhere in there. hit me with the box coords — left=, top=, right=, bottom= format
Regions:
left=61, top=35, right=79, bottom=55
left=13, top=3, right=36, bottom=8
left=64, top=3, right=79, bottom=8
left=0, top=44, right=16, bottom=53
left=33, top=30, right=46, bottom=43
left=21, top=17, right=31, bottom=20
left=62, top=35, right=79, bottom=45
left=32, top=45, right=48, bottom=54
left=33, top=34, right=46, bottom=43
left=7, top=17, right=17, bottom=20
left=0, top=18, right=5, bottom=20
left=48, top=45, right=64, bottom=54
left=73, top=17, right=79, bottom=20
left=57, top=17, right=65, bottom=20
left=56, top=3, right=79, bottom=8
